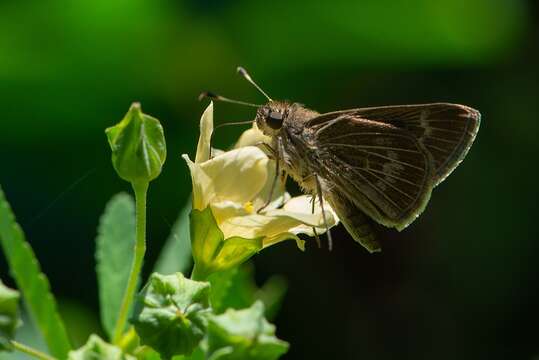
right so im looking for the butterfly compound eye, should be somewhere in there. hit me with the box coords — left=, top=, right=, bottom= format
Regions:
left=266, top=111, right=284, bottom=130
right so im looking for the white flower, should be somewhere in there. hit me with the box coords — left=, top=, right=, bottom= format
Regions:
left=182, top=102, right=338, bottom=251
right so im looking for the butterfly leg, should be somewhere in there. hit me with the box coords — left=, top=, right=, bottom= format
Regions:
left=314, top=174, right=333, bottom=251
left=257, top=138, right=283, bottom=213
left=253, top=141, right=277, bottom=159
left=310, top=195, right=322, bottom=248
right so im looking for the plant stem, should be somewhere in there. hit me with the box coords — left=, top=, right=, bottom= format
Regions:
left=10, top=341, right=57, bottom=360
left=113, top=181, right=149, bottom=344
left=117, top=327, right=139, bottom=353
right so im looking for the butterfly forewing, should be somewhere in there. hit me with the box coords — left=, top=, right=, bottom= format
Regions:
left=308, top=114, right=434, bottom=232
left=317, top=103, right=480, bottom=186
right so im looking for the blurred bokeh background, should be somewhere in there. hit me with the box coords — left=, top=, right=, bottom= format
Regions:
left=1, top=0, right=538, bottom=358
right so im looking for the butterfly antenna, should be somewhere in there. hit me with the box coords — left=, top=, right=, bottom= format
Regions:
left=237, top=66, right=273, bottom=102
left=198, top=91, right=261, bottom=108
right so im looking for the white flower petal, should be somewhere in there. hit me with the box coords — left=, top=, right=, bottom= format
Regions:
left=288, top=224, right=329, bottom=237
left=283, top=195, right=339, bottom=224
left=263, top=232, right=305, bottom=251
left=182, top=154, right=213, bottom=210
left=211, top=200, right=250, bottom=225
left=234, top=123, right=271, bottom=149
left=200, top=146, right=269, bottom=205
left=195, top=102, right=213, bottom=164
left=268, top=195, right=339, bottom=235
left=281, top=195, right=313, bottom=213
left=218, top=203, right=335, bottom=238
left=251, top=164, right=287, bottom=211
left=254, top=192, right=290, bottom=212
left=219, top=213, right=309, bottom=239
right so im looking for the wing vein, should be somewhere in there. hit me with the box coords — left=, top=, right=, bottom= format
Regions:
left=324, top=143, right=421, bottom=154
left=426, top=136, right=460, bottom=144
left=333, top=147, right=425, bottom=171
left=364, top=168, right=421, bottom=187
left=407, top=125, right=463, bottom=135
left=324, top=132, right=417, bottom=141
left=426, top=144, right=450, bottom=154
left=336, top=160, right=404, bottom=212
left=354, top=167, right=416, bottom=201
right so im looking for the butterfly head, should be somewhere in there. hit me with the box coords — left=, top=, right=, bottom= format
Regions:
left=255, top=101, right=291, bottom=136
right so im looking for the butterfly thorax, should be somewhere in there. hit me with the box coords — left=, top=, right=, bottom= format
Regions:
left=255, top=101, right=322, bottom=193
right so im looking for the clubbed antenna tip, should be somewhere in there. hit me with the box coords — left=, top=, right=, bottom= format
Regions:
left=236, top=66, right=272, bottom=101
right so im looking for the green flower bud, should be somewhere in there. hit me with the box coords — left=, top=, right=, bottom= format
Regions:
left=0, top=280, right=21, bottom=351
left=131, top=273, right=211, bottom=359
left=68, top=335, right=134, bottom=360
left=190, top=207, right=263, bottom=281
left=106, top=103, right=166, bottom=184
left=205, top=301, right=289, bottom=360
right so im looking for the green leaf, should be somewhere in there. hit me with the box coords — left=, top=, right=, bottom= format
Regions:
left=0, top=280, right=21, bottom=351
left=131, top=273, right=211, bottom=359
left=0, top=185, right=72, bottom=358
left=153, top=199, right=192, bottom=275
left=208, top=264, right=287, bottom=320
left=205, top=301, right=288, bottom=360
left=96, top=193, right=136, bottom=339
left=68, top=334, right=134, bottom=360
left=106, top=102, right=167, bottom=184
left=207, top=268, right=246, bottom=314
left=190, top=207, right=262, bottom=280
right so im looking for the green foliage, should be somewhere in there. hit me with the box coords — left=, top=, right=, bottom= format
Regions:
left=106, top=102, right=166, bottom=185
left=208, top=265, right=287, bottom=320
left=68, top=335, right=134, bottom=360
left=190, top=207, right=262, bottom=280
left=153, top=199, right=193, bottom=275
left=131, top=273, right=211, bottom=359
left=0, top=280, right=21, bottom=351
left=0, top=186, right=72, bottom=358
left=96, top=193, right=137, bottom=339
left=205, top=302, right=288, bottom=360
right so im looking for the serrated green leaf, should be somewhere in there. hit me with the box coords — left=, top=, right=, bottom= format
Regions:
left=206, top=301, right=288, bottom=360
left=0, top=279, right=21, bottom=351
left=131, top=273, right=211, bottom=359
left=207, top=267, right=245, bottom=313
left=0, top=185, right=72, bottom=358
left=106, top=102, right=166, bottom=184
left=190, top=207, right=262, bottom=280
left=68, top=334, right=134, bottom=360
left=153, top=199, right=192, bottom=275
left=96, top=193, right=136, bottom=339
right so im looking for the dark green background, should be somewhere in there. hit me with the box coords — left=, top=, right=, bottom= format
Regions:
left=1, top=0, right=538, bottom=359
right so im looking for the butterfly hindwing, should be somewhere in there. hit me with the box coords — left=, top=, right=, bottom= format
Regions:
left=324, top=189, right=380, bottom=252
